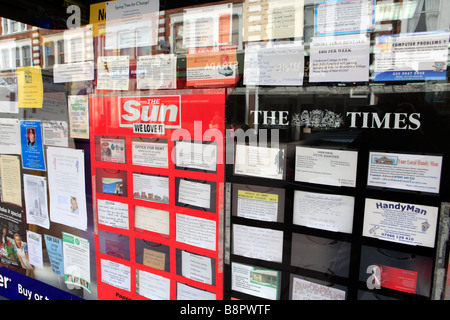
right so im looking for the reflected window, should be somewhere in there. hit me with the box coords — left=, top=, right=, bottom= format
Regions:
left=1, top=18, right=26, bottom=35
left=44, top=41, right=55, bottom=67
left=43, top=36, right=64, bottom=67
left=169, top=4, right=243, bottom=54
left=22, top=45, right=31, bottom=66
left=1, top=48, right=11, bottom=70
left=404, top=0, right=441, bottom=32
left=0, top=40, right=29, bottom=70
left=13, top=41, right=31, bottom=67
left=57, top=39, right=64, bottom=64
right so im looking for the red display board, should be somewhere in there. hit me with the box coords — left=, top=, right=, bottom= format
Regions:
left=89, top=89, right=225, bottom=300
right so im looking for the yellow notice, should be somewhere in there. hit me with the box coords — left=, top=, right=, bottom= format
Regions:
left=238, top=190, right=278, bottom=202
left=17, top=66, right=43, bottom=109
left=0, top=155, right=22, bottom=206
left=89, top=1, right=108, bottom=37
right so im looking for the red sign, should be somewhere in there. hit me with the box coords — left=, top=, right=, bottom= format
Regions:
left=90, top=90, right=226, bottom=300
left=380, top=265, right=418, bottom=294
left=118, top=96, right=181, bottom=130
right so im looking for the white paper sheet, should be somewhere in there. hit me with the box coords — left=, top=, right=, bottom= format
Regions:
left=134, top=205, right=169, bottom=235
left=136, top=269, right=170, bottom=300
left=244, top=41, right=304, bottom=86
left=182, top=3, right=233, bottom=48
left=131, top=138, right=168, bottom=168
left=26, top=230, right=43, bottom=269
left=97, top=199, right=129, bottom=230
left=235, top=144, right=285, bottom=180
left=97, top=56, right=130, bottom=90
left=181, top=250, right=213, bottom=285
left=0, top=118, right=21, bottom=154
left=23, top=174, right=49, bottom=229
left=47, top=147, right=87, bottom=231
left=42, top=121, right=68, bottom=147
left=137, top=54, right=177, bottom=90
left=100, top=258, right=131, bottom=291
left=178, top=179, right=211, bottom=209
left=293, top=190, right=354, bottom=233
left=176, top=214, right=216, bottom=251
left=176, top=282, right=216, bottom=300
left=291, top=277, right=346, bottom=300
left=310, top=34, right=370, bottom=82
left=295, top=146, right=358, bottom=187
left=232, top=224, right=283, bottom=262
left=175, top=141, right=217, bottom=172
left=63, top=233, right=91, bottom=292
left=105, top=0, right=159, bottom=49
left=236, top=189, right=278, bottom=222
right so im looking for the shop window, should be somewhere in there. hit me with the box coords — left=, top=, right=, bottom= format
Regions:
left=0, top=0, right=448, bottom=303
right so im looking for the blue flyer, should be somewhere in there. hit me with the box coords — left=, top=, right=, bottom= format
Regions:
left=44, top=235, right=64, bottom=277
left=20, top=120, right=46, bottom=171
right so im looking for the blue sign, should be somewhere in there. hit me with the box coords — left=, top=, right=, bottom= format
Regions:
left=44, top=235, right=64, bottom=277
left=20, top=120, right=46, bottom=171
left=0, top=267, right=82, bottom=300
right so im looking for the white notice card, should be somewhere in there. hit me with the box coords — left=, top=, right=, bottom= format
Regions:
left=182, top=3, right=233, bottom=48
left=295, top=146, right=358, bottom=187
left=100, top=258, right=130, bottom=291
left=97, top=56, right=130, bottom=90
left=105, top=0, right=159, bottom=49
left=363, top=198, right=438, bottom=248
left=178, top=179, right=211, bottom=210
left=137, top=54, right=177, bottom=90
left=291, top=277, right=346, bottom=300
left=176, top=214, right=216, bottom=251
left=27, top=230, right=43, bottom=269
left=232, top=224, right=283, bottom=263
left=0, top=118, right=21, bottom=154
left=181, top=250, right=213, bottom=285
left=235, top=144, right=285, bottom=180
left=131, top=138, right=168, bottom=168
left=177, top=282, right=216, bottom=300
left=134, top=206, right=169, bottom=235
left=244, top=41, right=304, bottom=86
left=175, top=141, right=217, bottom=172
left=243, top=0, right=304, bottom=42
left=310, top=34, right=370, bottom=83
left=97, top=199, right=129, bottom=230
left=231, top=262, right=279, bottom=300
left=293, top=190, right=354, bottom=233
left=136, top=269, right=170, bottom=300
